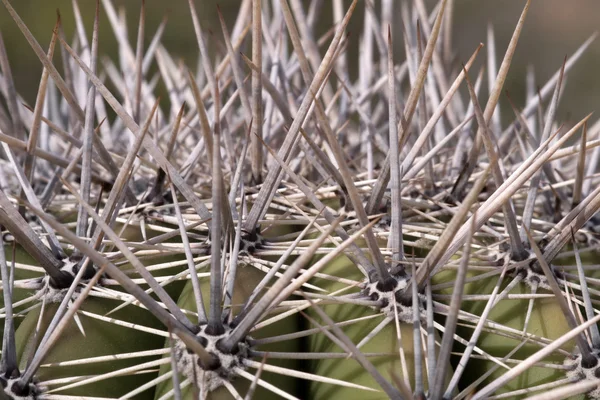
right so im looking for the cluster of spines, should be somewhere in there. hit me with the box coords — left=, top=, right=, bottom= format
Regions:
left=0, top=0, right=598, bottom=399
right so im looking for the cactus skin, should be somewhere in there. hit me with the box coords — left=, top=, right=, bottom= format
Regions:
left=307, top=251, right=454, bottom=399
left=433, top=265, right=576, bottom=398
left=15, top=297, right=165, bottom=398
left=0, top=244, right=45, bottom=337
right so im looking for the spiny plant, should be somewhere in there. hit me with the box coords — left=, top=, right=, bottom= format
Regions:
left=0, top=0, right=600, bottom=399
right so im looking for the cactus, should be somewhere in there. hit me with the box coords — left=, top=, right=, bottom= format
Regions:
left=0, top=0, right=599, bottom=399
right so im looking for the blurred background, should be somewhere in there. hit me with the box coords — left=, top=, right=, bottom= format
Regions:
left=0, top=0, right=599, bottom=124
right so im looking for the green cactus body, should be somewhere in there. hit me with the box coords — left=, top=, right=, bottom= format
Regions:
left=307, top=250, right=452, bottom=399
left=434, top=266, right=576, bottom=398
left=15, top=296, right=165, bottom=397
left=0, top=244, right=45, bottom=336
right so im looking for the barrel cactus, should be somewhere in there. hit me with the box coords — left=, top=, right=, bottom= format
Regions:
left=0, top=0, right=598, bottom=399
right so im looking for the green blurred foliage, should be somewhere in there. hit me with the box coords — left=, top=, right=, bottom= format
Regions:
left=0, top=0, right=243, bottom=103
left=2, top=0, right=600, bottom=125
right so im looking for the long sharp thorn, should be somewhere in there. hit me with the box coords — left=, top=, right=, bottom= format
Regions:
left=572, top=121, right=587, bottom=206
left=524, top=227, right=594, bottom=363
left=23, top=16, right=59, bottom=182
left=519, top=56, right=566, bottom=245
left=186, top=0, right=237, bottom=238
left=1, top=142, right=65, bottom=259
left=181, top=71, right=234, bottom=236
left=35, top=257, right=94, bottom=362
left=141, top=9, right=167, bottom=76
left=223, top=192, right=244, bottom=312
left=90, top=98, right=160, bottom=250
left=250, top=0, right=263, bottom=184
left=0, top=31, right=25, bottom=141
left=187, top=0, right=219, bottom=102
left=169, top=331, right=183, bottom=400
left=76, top=0, right=100, bottom=246
left=0, top=234, right=17, bottom=376
left=208, top=82, right=225, bottom=335
left=570, top=229, right=600, bottom=347
left=487, top=23, right=501, bottom=136
left=451, top=0, right=531, bottom=198
left=148, top=103, right=185, bottom=203
left=180, top=70, right=213, bottom=176
left=280, top=2, right=388, bottom=281
left=169, top=179, right=207, bottom=324
left=416, top=22, right=435, bottom=191
left=411, top=260, right=424, bottom=397
left=228, top=123, right=251, bottom=217
left=430, top=211, right=476, bottom=400
left=525, top=380, right=600, bottom=400
left=214, top=78, right=234, bottom=242
left=244, top=355, right=267, bottom=400
left=463, top=65, right=528, bottom=261
left=242, top=0, right=358, bottom=234
left=504, top=32, right=597, bottom=143
left=0, top=190, right=68, bottom=286
left=415, top=166, right=490, bottom=289
left=367, top=0, right=448, bottom=214
left=133, top=0, right=145, bottom=122
left=217, top=5, right=252, bottom=124
left=309, top=72, right=391, bottom=279
left=387, top=25, right=404, bottom=265
left=56, top=24, right=213, bottom=226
